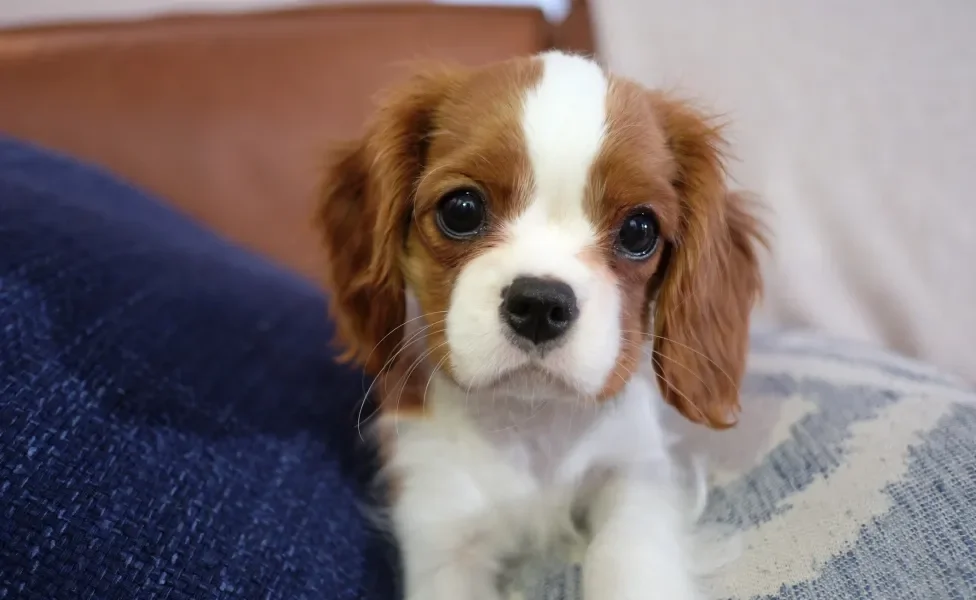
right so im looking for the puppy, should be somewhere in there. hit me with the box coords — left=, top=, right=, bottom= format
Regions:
left=317, top=51, right=763, bottom=600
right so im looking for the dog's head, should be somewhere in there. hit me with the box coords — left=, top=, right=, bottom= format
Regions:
left=318, top=52, right=763, bottom=428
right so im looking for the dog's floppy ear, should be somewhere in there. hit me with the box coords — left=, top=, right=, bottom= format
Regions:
left=317, top=68, right=463, bottom=374
left=647, top=93, right=765, bottom=428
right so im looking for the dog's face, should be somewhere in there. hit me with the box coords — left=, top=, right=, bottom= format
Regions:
left=319, top=52, right=763, bottom=427
left=405, top=54, right=667, bottom=402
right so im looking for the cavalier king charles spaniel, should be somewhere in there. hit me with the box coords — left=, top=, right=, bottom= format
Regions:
left=317, top=51, right=764, bottom=600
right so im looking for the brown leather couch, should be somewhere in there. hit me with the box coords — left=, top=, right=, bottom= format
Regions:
left=0, top=2, right=594, bottom=284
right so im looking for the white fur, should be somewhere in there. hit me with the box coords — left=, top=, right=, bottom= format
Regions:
left=386, top=52, right=723, bottom=600
left=382, top=370, right=715, bottom=600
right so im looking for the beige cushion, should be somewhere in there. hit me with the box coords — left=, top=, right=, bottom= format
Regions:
left=592, top=0, right=976, bottom=382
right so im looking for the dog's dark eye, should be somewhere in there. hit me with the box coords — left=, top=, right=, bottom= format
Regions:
left=436, top=189, right=486, bottom=239
left=616, top=210, right=660, bottom=259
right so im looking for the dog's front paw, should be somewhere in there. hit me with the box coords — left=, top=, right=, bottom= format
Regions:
left=581, top=541, right=702, bottom=600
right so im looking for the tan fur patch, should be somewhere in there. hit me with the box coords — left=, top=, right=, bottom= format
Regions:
left=389, top=58, right=544, bottom=412
left=583, top=77, right=678, bottom=401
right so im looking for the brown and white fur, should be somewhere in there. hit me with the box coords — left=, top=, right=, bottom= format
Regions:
left=317, top=51, right=764, bottom=600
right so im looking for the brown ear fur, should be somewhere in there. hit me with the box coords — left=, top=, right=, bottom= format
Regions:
left=648, top=94, right=765, bottom=428
left=317, top=69, right=463, bottom=374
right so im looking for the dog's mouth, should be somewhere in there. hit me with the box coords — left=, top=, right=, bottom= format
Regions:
left=460, top=360, right=585, bottom=400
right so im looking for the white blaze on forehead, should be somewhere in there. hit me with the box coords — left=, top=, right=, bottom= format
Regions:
left=444, top=52, right=621, bottom=396
left=519, top=52, right=609, bottom=233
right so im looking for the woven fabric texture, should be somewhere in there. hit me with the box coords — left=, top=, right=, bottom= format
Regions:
left=0, top=137, right=397, bottom=600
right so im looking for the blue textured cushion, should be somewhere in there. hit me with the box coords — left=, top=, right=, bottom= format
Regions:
left=0, top=137, right=397, bottom=599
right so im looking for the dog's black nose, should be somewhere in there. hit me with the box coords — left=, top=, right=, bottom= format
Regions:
left=501, top=276, right=578, bottom=346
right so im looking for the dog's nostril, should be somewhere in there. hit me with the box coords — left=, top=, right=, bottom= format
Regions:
left=501, top=276, right=578, bottom=346
left=508, top=298, right=532, bottom=318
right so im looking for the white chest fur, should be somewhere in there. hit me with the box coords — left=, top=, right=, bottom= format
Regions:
left=378, top=372, right=697, bottom=598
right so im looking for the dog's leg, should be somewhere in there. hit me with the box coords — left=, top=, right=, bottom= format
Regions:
left=393, top=487, right=503, bottom=600
left=581, top=475, right=701, bottom=600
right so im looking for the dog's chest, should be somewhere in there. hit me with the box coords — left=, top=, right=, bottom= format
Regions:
left=395, top=403, right=604, bottom=558
left=475, top=400, right=596, bottom=484
left=470, top=381, right=668, bottom=484
left=386, top=378, right=670, bottom=549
